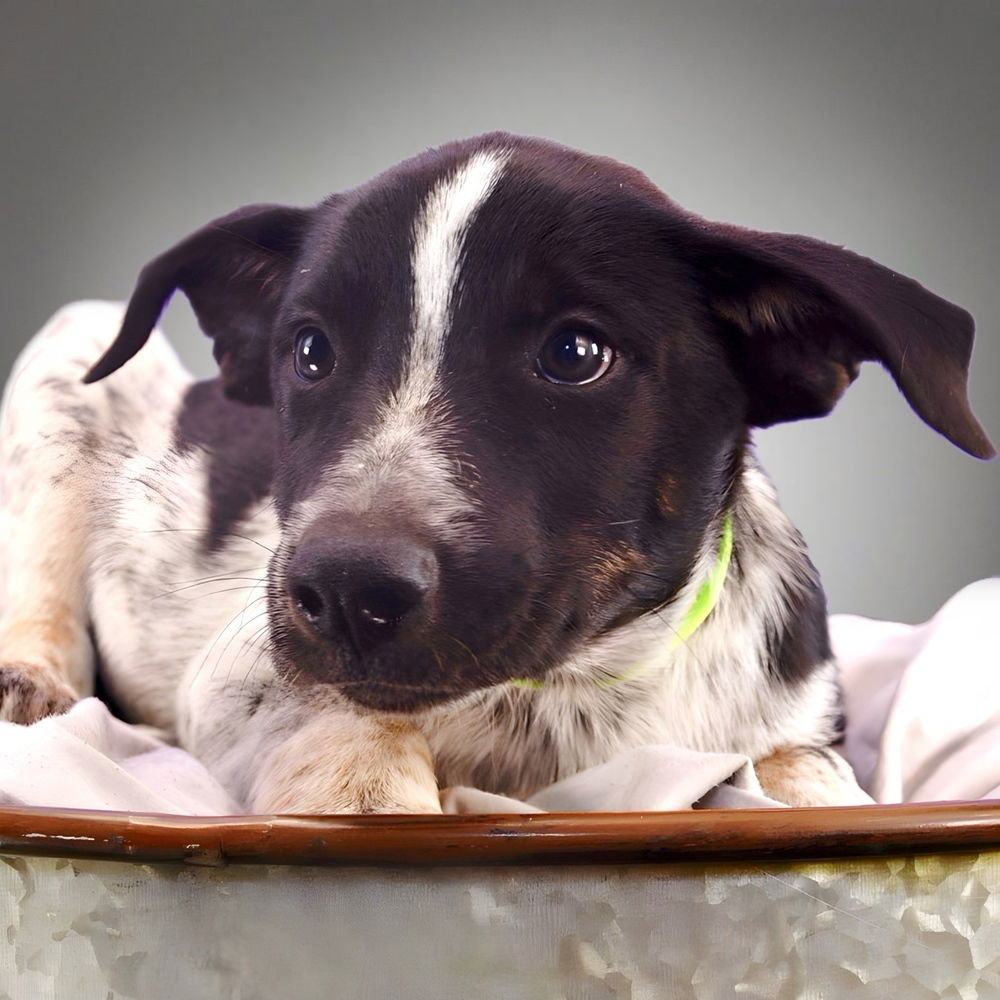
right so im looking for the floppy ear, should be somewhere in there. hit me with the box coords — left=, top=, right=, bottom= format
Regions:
left=84, top=203, right=315, bottom=404
left=683, top=221, right=995, bottom=459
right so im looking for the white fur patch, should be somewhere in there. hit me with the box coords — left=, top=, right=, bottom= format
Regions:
left=0, top=303, right=190, bottom=698
left=293, top=149, right=508, bottom=538
left=1, top=303, right=280, bottom=733
left=404, top=148, right=508, bottom=414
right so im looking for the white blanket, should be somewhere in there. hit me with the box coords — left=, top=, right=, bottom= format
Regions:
left=0, top=579, right=996, bottom=815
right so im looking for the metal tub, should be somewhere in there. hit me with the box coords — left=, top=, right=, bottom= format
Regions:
left=2, top=803, right=1000, bottom=998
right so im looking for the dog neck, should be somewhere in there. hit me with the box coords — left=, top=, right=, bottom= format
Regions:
left=510, top=510, right=735, bottom=690
left=563, top=454, right=829, bottom=690
left=424, top=452, right=838, bottom=798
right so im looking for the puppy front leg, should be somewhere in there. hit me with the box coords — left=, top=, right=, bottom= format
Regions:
left=177, top=607, right=441, bottom=814
left=249, top=710, right=441, bottom=815
left=189, top=693, right=442, bottom=815
left=0, top=308, right=112, bottom=721
left=754, top=745, right=873, bottom=807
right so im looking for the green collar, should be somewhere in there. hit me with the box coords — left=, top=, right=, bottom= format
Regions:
left=510, top=511, right=733, bottom=690
left=664, top=510, right=733, bottom=650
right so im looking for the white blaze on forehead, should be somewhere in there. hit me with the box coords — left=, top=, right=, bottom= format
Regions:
left=402, top=148, right=508, bottom=410
left=291, top=148, right=508, bottom=538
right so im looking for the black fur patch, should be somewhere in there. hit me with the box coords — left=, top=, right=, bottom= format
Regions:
left=174, top=379, right=275, bottom=552
left=765, top=571, right=833, bottom=685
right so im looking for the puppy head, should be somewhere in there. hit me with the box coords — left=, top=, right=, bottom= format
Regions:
left=87, top=133, right=994, bottom=710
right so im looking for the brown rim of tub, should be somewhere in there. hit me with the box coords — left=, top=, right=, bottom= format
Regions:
left=0, top=802, right=999, bottom=867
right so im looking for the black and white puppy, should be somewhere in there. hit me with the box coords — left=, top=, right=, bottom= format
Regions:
left=0, top=134, right=992, bottom=811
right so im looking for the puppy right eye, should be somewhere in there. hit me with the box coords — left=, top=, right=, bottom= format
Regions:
left=294, top=327, right=335, bottom=381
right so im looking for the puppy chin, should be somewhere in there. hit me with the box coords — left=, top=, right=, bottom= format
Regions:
left=329, top=680, right=468, bottom=714
left=268, top=630, right=478, bottom=713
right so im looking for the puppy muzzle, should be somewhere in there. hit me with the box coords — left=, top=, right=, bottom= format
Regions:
left=287, top=516, right=439, bottom=657
left=272, top=507, right=550, bottom=710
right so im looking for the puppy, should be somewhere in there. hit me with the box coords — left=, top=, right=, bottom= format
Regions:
left=0, top=134, right=992, bottom=812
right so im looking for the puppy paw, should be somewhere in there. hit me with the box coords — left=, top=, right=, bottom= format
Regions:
left=250, top=713, right=443, bottom=815
left=755, top=745, right=873, bottom=807
left=0, top=662, right=78, bottom=723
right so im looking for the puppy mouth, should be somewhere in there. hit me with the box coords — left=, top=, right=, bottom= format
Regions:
left=269, top=598, right=497, bottom=709
left=270, top=609, right=563, bottom=712
left=325, top=678, right=473, bottom=713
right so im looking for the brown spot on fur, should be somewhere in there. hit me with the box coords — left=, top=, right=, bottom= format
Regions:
left=828, top=360, right=858, bottom=400
left=715, top=284, right=813, bottom=334
left=588, top=542, right=646, bottom=607
left=655, top=472, right=679, bottom=515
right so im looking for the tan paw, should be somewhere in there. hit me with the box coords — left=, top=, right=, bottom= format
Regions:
left=251, top=713, right=443, bottom=815
left=0, top=662, right=78, bottom=724
left=755, top=745, right=873, bottom=807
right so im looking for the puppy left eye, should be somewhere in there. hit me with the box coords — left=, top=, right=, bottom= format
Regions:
left=536, top=329, right=615, bottom=385
left=294, top=327, right=335, bottom=381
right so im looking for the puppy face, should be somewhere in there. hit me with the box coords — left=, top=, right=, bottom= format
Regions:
left=87, top=133, right=993, bottom=711
left=265, top=143, right=748, bottom=708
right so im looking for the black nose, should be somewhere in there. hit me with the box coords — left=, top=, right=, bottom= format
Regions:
left=287, top=522, right=438, bottom=654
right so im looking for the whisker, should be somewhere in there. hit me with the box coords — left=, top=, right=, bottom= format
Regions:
left=230, top=620, right=274, bottom=689
left=188, top=597, right=269, bottom=689
left=157, top=564, right=269, bottom=586
left=438, top=632, right=481, bottom=670
left=153, top=577, right=268, bottom=601
left=220, top=607, right=272, bottom=687
left=239, top=629, right=277, bottom=692
left=141, top=526, right=277, bottom=557
left=426, top=644, right=447, bottom=677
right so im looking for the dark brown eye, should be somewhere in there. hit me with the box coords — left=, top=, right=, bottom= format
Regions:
left=294, top=327, right=335, bottom=381
left=536, top=329, right=614, bottom=385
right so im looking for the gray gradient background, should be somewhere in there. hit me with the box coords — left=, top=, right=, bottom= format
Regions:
left=3, top=1, right=997, bottom=622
